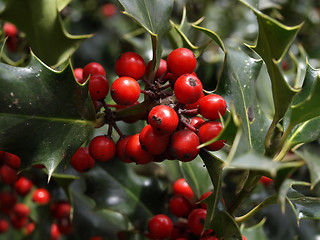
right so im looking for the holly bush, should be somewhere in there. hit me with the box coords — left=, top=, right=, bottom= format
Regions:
left=1, top=0, right=320, bottom=239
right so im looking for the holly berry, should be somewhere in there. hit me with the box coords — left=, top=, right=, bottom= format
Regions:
left=125, top=134, right=153, bottom=164
left=188, top=208, right=207, bottom=236
left=0, top=218, right=9, bottom=234
left=51, top=201, right=71, bottom=219
left=148, top=105, right=179, bottom=135
left=174, top=74, right=203, bottom=104
left=139, top=124, right=170, bottom=155
left=169, top=195, right=193, bottom=218
left=116, top=135, right=133, bottom=163
left=3, top=152, right=21, bottom=169
left=83, top=62, right=106, bottom=80
left=3, top=22, right=17, bottom=37
left=198, top=191, right=213, bottom=209
left=167, top=48, right=197, bottom=76
left=259, top=176, right=273, bottom=186
left=197, top=121, right=225, bottom=151
left=198, top=94, right=227, bottom=120
left=14, top=176, right=33, bottom=196
left=25, top=222, right=35, bottom=236
left=89, top=135, right=116, bottom=162
left=73, top=68, right=84, bottom=84
left=71, top=147, right=95, bottom=172
left=147, top=214, right=173, bottom=239
left=57, top=217, right=73, bottom=235
left=32, top=188, right=50, bottom=205
left=189, top=116, right=205, bottom=129
left=0, top=164, right=19, bottom=185
left=172, top=178, right=195, bottom=200
left=170, top=129, right=200, bottom=162
left=115, top=52, right=146, bottom=80
left=146, top=59, right=169, bottom=81
left=51, top=223, right=61, bottom=240
left=101, top=3, right=117, bottom=18
left=111, top=76, right=140, bottom=105
left=13, top=203, right=30, bottom=218
left=88, top=74, right=110, bottom=100
left=0, top=191, right=17, bottom=214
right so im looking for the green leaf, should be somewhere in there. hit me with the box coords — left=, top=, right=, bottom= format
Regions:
left=0, top=0, right=91, bottom=66
left=295, top=145, right=320, bottom=189
left=57, top=0, right=71, bottom=11
left=84, top=162, right=168, bottom=228
left=117, top=0, right=174, bottom=69
left=0, top=53, right=96, bottom=178
left=287, top=187, right=320, bottom=222
left=239, top=0, right=301, bottom=149
left=241, top=219, right=269, bottom=240
left=179, top=156, right=213, bottom=199
left=217, top=47, right=270, bottom=153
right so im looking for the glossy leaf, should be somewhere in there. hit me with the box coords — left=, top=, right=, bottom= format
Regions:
left=217, top=47, right=270, bottom=154
left=0, top=0, right=91, bottom=66
left=241, top=219, right=269, bottom=240
left=286, top=187, right=320, bottom=222
left=117, top=0, right=174, bottom=70
left=0, top=52, right=96, bottom=178
left=84, top=162, right=167, bottom=229
left=294, top=145, right=320, bottom=189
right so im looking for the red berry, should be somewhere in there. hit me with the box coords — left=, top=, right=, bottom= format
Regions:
left=88, top=74, right=110, bottom=100
left=174, top=74, right=203, bottom=104
left=198, top=191, right=212, bottom=209
left=198, top=94, right=227, bottom=120
left=170, top=129, right=200, bottom=162
left=242, top=236, right=247, bottom=240
left=101, top=3, right=117, bottom=18
left=71, top=147, right=95, bottom=172
left=14, top=176, right=33, bottom=196
left=32, top=188, right=50, bottom=205
left=167, top=48, right=197, bottom=76
left=25, top=222, right=35, bottom=235
left=83, top=62, right=106, bottom=80
left=188, top=208, right=207, bottom=236
left=184, top=92, right=205, bottom=116
left=169, top=195, right=193, bottom=217
left=0, top=164, right=19, bottom=185
left=0, top=218, right=9, bottom=233
left=116, top=135, right=133, bottom=163
left=3, top=152, right=21, bottom=169
left=3, top=22, right=17, bottom=37
left=13, top=203, right=30, bottom=218
left=10, top=214, right=28, bottom=229
left=115, top=52, right=145, bottom=80
left=259, top=176, right=273, bottom=186
left=0, top=191, right=17, bottom=214
left=189, top=116, right=205, bottom=129
left=111, top=76, right=140, bottom=105
left=170, top=221, right=190, bottom=240
left=57, top=217, right=73, bottom=235
left=73, top=68, right=84, bottom=84
left=145, top=59, right=169, bottom=81
left=172, top=178, right=195, bottom=200
left=148, top=105, right=179, bottom=135
left=147, top=214, right=173, bottom=239
left=139, top=124, right=170, bottom=155
left=125, top=134, right=153, bottom=164
left=89, top=135, right=116, bottom=162
left=51, top=223, right=61, bottom=240
left=197, top=121, right=225, bottom=151
left=51, top=201, right=71, bottom=219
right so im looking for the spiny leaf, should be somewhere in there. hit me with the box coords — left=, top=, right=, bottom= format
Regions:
left=0, top=0, right=91, bottom=66
left=0, top=52, right=96, bottom=179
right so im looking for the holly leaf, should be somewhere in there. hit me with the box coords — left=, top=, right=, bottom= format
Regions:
left=239, top=0, right=301, bottom=141
left=117, top=0, right=174, bottom=70
left=241, top=219, right=269, bottom=240
left=286, top=187, right=320, bottom=223
left=294, top=145, right=320, bottom=189
left=0, top=52, right=96, bottom=178
left=84, top=161, right=168, bottom=228
left=0, top=0, right=91, bottom=66
left=217, top=47, right=270, bottom=154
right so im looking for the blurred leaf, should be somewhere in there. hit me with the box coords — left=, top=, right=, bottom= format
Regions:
left=217, top=47, right=270, bottom=154
left=278, top=179, right=311, bottom=213
left=241, top=219, right=269, bottom=240
left=179, top=156, right=213, bottom=199
left=0, top=52, right=95, bottom=178
left=295, top=145, right=320, bottom=189
left=287, top=187, right=320, bottom=222
left=57, top=0, right=71, bottom=11
left=84, top=161, right=167, bottom=229
left=0, top=0, right=91, bottom=66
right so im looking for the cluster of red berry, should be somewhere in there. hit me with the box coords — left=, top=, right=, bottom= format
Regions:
left=143, top=178, right=246, bottom=240
left=70, top=47, right=227, bottom=172
left=0, top=150, right=78, bottom=239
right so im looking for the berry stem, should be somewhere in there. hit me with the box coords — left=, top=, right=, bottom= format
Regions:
left=180, top=117, right=197, bottom=132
